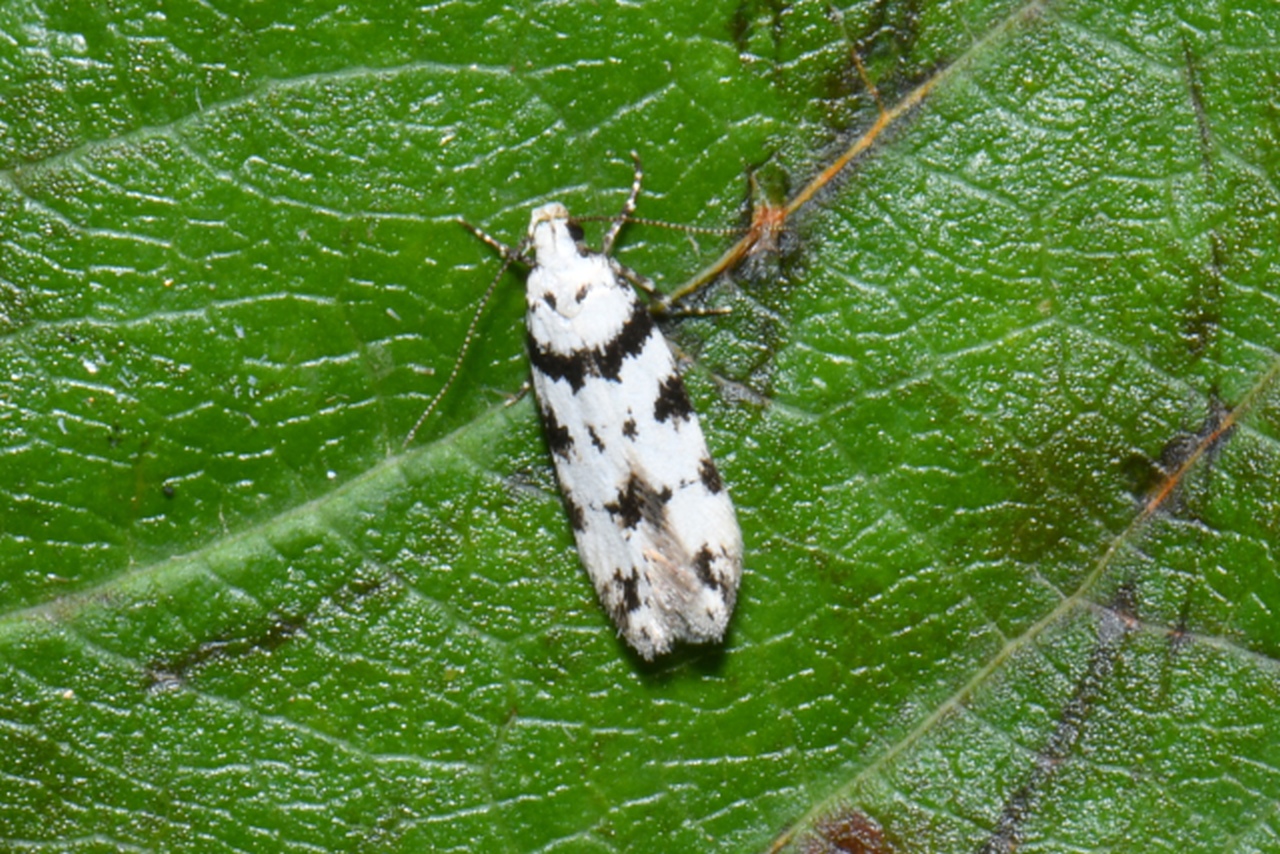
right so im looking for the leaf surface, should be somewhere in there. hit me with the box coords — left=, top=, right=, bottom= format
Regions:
left=2, top=1, right=1278, bottom=851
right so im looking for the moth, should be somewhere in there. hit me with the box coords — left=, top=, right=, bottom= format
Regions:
left=416, top=155, right=743, bottom=659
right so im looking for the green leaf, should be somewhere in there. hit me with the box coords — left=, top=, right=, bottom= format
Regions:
left=3, top=1, right=1279, bottom=852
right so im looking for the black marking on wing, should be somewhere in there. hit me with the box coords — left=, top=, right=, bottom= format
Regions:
left=526, top=302, right=653, bottom=393
left=612, top=568, right=642, bottom=615
left=528, top=328, right=589, bottom=391
left=562, top=492, right=587, bottom=532
left=542, top=292, right=557, bottom=311
left=588, top=425, right=606, bottom=452
left=597, top=302, right=654, bottom=381
left=653, top=373, right=694, bottom=423
left=692, top=545, right=721, bottom=591
left=605, top=472, right=673, bottom=531
left=698, top=456, right=723, bottom=493
left=622, top=417, right=638, bottom=439
left=540, top=406, right=573, bottom=459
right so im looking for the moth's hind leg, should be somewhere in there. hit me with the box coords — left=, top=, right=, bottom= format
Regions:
left=613, top=260, right=731, bottom=319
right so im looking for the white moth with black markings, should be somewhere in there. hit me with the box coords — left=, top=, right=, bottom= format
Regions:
left=426, top=154, right=743, bottom=660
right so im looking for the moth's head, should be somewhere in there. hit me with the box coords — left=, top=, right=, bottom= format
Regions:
left=528, top=202, right=570, bottom=233
left=528, top=202, right=583, bottom=262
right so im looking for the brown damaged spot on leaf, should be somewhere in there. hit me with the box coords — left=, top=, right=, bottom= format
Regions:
left=145, top=571, right=391, bottom=690
left=766, top=808, right=894, bottom=854
left=146, top=612, right=308, bottom=692
left=745, top=196, right=789, bottom=260
left=979, top=582, right=1138, bottom=853
left=800, top=810, right=892, bottom=854
left=1139, top=396, right=1237, bottom=520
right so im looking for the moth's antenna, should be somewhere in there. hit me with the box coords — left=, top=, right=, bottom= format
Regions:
left=403, top=223, right=525, bottom=448
left=574, top=213, right=743, bottom=237
left=616, top=217, right=745, bottom=236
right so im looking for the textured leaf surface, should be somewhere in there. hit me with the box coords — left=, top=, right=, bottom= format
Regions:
left=2, top=1, right=1278, bottom=852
